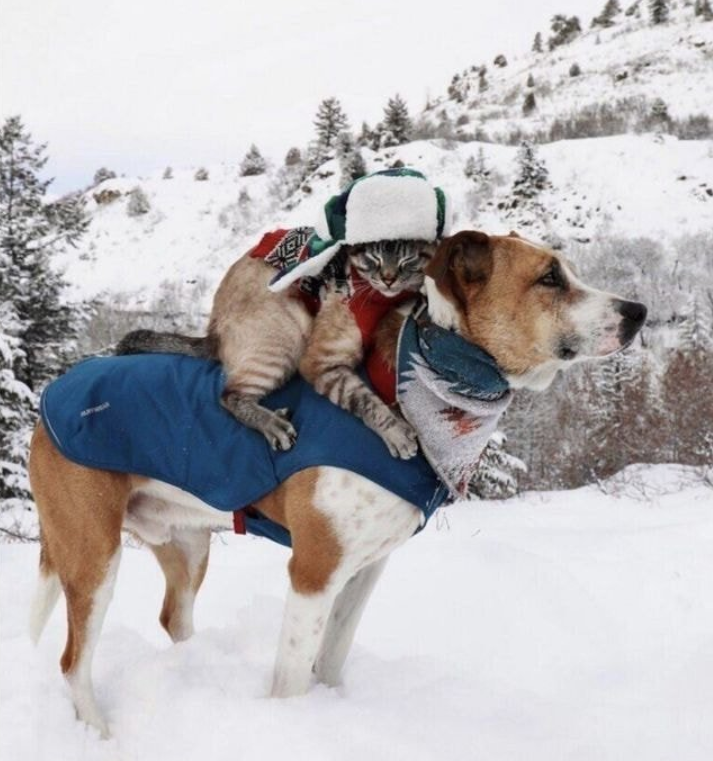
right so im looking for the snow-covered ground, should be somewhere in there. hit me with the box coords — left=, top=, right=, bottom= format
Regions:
left=2, top=465, right=713, bottom=761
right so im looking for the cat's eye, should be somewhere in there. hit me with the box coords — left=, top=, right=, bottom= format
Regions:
left=398, top=258, right=419, bottom=272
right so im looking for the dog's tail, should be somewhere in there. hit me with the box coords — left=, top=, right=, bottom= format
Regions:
left=29, top=539, right=62, bottom=645
left=115, top=329, right=216, bottom=359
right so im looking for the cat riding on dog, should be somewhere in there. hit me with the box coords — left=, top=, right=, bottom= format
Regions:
left=117, top=169, right=447, bottom=458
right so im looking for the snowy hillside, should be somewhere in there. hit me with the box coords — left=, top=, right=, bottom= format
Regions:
left=425, top=5, right=713, bottom=142
left=61, top=134, right=713, bottom=310
left=53, top=6, right=713, bottom=313
left=3, top=465, right=713, bottom=760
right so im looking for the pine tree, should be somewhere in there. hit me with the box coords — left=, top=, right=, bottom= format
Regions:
left=464, top=156, right=477, bottom=180
left=548, top=15, right=582, bottom=49
left=532, top=32, right=543, bottom=52
left=512, top=141, right=550, bottom=199
left=569, top=62, right=582, bottom=76
left=194, top=167, right=209, bottom=181
left=526, top=73, right=536, bottom=88
left=651, top=97, right=670, bottom=119
left=377, top=126, right=400, bottom=150
left=0, top=116, right=87, bottom=513
left=478, top=67, right=488, bottom=93
left=357, top=122, right=373, bottom=148
left=126, top=186, right=150, bottom=216
left=447, top=74, right=466, bottom=103
left=0, top=299, right=34, bottom=507
left=592, top=0, right=622, bottom=27
left=695, top=0, right=713, bottom=19
left=0, top=116, right=88, bottom=391
left=464, top=147, right=490, bottom=183
left=625, top=0, right=642, bottom=17
left=649, top=98, right=671, bottom=132
left=679, top=295, right=710, bottom=351
left=336, top=132, right=366, bottom=188
left=522, top=91, right=537, bottom=115
left=93, top=167, right=117, bottom=185
left=469, top=431, right=527, bottom=499
left=382, top=94, right=413, bottom=145
left=493, top=54, right=508, bottom=68
left=313, top=97, right=349, bottom=154
left=284, top=147, right=302, bottom=167
left=240, top=144, right=267, bottom=176
left=588, top=352, right=649, bottom=476
left=162, top=166, right=173, bottom=179
left=649, top=0, right=669, bottom=24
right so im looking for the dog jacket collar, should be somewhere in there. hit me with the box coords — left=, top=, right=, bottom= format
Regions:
left=396, top=309, right=512, bottom=497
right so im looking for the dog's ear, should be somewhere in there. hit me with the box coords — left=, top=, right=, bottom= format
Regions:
left=425, top=231, right=493, bottom=289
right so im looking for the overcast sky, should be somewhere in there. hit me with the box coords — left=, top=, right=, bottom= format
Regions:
left=1, top=0, right=605, bottom=193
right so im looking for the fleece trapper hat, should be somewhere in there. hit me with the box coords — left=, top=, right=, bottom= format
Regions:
left=268, top=168, right=451, bottom=291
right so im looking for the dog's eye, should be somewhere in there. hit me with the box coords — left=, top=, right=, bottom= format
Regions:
left=537, top=263, right=565, bottom=289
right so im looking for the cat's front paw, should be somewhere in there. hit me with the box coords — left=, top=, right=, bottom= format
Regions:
left=380, top=415, right=419, bottom=459
left=262, top=408, right=297, bottom=451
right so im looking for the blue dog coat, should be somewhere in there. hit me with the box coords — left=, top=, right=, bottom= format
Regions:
left=40, top=355, right=447, bottom=547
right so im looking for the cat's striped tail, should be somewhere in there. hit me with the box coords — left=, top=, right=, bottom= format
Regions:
left=115, top=329, right=216, bottom=359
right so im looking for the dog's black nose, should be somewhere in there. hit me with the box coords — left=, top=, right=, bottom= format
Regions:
left=617, top=300, right=647, bottom=327
left=616, top=299, right=647, bottom=346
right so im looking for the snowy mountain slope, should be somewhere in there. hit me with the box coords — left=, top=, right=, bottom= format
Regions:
left=61, top=134, right=713, bottom=310
left=52, top=8, right=713, bottom=313
left=2, top=465, right=713, bottom=761
left=426, top=7, right=713, bottom=141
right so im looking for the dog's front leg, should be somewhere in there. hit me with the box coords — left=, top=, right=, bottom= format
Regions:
left=271, top=583, right=340, bottom=697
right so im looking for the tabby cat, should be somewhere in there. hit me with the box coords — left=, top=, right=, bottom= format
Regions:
left=116, top=240, right=435, bottom=458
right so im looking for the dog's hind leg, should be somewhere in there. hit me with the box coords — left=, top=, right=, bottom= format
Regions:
left=62, top=547, right=121, bottom=739
left=29, top=538, right=62, bottom=644
left=148, top=528, right=210, bottom=643
left=29, top=423, right=128, bottom=738
left=313, top=556, right=388, bottom=687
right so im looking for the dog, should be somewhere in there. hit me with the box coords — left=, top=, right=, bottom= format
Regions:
left=28, top=231, right=646, bottom=737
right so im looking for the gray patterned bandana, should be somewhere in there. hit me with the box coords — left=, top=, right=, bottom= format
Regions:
left=396, top=307, right=512, bottom=498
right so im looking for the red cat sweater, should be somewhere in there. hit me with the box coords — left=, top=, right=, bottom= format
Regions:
left=250, top=229, right=413, bottom=404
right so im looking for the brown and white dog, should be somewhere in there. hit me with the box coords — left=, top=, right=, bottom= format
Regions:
left=28, top=231, right=646, bottom=738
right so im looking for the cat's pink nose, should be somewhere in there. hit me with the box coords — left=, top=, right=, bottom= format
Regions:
left=382, top=274, right=396, bottom=287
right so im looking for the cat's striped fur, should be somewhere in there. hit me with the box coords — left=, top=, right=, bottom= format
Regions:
left=116, top=240, right=435, bottom=457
